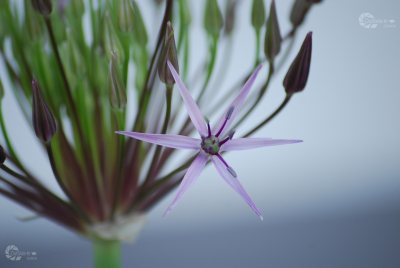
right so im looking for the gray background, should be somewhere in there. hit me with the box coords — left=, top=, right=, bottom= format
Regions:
left=1, top=0, right=400, bottom=267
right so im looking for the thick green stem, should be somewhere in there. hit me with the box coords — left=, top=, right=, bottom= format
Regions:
left=93, top=240, right=121, bottom=268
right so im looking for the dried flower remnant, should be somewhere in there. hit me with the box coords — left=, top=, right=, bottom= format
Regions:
left=117, top=62, right=301, bottom=219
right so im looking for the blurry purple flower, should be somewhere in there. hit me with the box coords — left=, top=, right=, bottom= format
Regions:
left=117, top=62, right=301, bottom=219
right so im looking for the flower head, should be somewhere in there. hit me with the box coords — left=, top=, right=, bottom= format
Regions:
left=117, top=62, right=301, bottom=220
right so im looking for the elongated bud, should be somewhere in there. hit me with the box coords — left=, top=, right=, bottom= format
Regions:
left=283, top=32, right=312, bottom=95
left=251, top=0, right=266, bottom=31
left=117, top=0, right=135, bottom=32
left=224, top=0, right=237, bottom=35
left=264, top=0, right=282, bottom=62
left=158, top=22, right=179, bottom=85
left=132, top=1, right=148, bottom=46
left=290, top=0, right=322, bottom=28
left=109, top=52, right=127, bottom=109
left=31, top=0, right=52, bottom=16
left=104, top=14, right=125, bottom=59
left=0, top=79, right=4, bottom=100
left=32, top=80, right=57, bottom=143
left=204, top=0, right=223, bottom=39
left=0, top=145, right=6, bottom=164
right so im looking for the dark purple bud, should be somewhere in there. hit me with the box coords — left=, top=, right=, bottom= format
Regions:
left=158, top=21, right=179, bottom=85
left=0, top=145, right=6, bottom=164
left=32, top=80, right=57, bottom=143
left=264, top=0, right=282, bottom=62
left=290, top=0, right=322, bottom=28
left=31, top=0, right=52, bottom=16
left=283, top=32, right=312, bottom=95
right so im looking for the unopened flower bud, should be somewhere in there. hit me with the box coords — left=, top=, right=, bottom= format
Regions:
left=290, top=0, right=322, bottom=28
left=224, top=0, right=237, bottom=35
left=0, top=145, right=6, bottom=164
left=32, top=80, right=57, bottom=143
left=0, top=79, right=4, bottom=100
left=158, top=22, right=179, bottom=85
left=31, top=0, right=52, bottom=16
left=283, top=32, right=312, bottom=95
left=251, top=0, right=266, bottom=31
left=109, top=52, right=127, bottom=109
left=117, top=0, right=135, bottom=32
left=204, top=0, right=223, bottom=39
left=264, top=0, right=282, bottom=62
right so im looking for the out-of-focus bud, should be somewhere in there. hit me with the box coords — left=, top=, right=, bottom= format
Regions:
left=31, top=0, right=52, bottom=16
left=251, top=0, right=266, bottom=31
left=204, top=0, right=223, bottom=39
left=132, top=1, right=148, bottom=47
left=290, top=0, right=322, bottom=28
left=224, top=0, right=238, bottom=35
left=158, top=22, right=179, bottom=85
left=104, top=14, right=125, bottom=59
left=32, top=80, right=57, bottom=143
left=0, top=79, right=4, bottom=100
left=109, top=51, right=127, bottom=109
left=283, top=32, right=312, bottom=95
left=264, top=0, right=282, bottom=62
left=117, top=0, right=134, bottom=33
left=0, top=145, right=6, bottom=164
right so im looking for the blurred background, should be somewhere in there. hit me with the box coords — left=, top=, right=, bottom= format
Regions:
left=1, top=0, right=400, bottom=267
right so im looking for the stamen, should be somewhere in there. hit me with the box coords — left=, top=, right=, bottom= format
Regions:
left=219, top=130, right=235, bottom=146
left=216, top=154, right=237, bottom=177
left=227, top=166, right=237, bottom=178
left=216, top=107, right=234, bottom=137
left=207, top=122, right=211, bottom=138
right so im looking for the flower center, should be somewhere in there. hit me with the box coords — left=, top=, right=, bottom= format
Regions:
left=201, top=135, right=220, bottom=155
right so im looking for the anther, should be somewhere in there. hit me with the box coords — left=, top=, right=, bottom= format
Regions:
left=227, top=166, right=237, bottom=178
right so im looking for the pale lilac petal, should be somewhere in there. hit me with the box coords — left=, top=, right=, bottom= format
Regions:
left=222, top=138, right=302, bottom=151
left=164, top=153, right=208, bottom=216
left=167, top=61, right=208, bottom=137
left=211, top=156, right=263, bottom=220
left=213, top=64, right=263, bottom=137
left=116, top=131, right=201, bottom=150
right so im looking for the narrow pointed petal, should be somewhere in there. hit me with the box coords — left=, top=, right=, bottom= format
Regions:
left=116, top=131, right=200, bottom=150
left=164, top=153, right=208, bottom=216
left=213, top=64, right=263, bottom=137
left=222, top=138, right=302, bottom=151
left=167, top=61, right=208, bottom=136
left=212, top=156, right=263, bottom=220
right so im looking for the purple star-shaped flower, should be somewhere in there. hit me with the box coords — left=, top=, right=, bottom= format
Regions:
left=117, top=62, right=301, bottom=219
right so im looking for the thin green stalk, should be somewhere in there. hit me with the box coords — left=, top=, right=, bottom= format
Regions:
left=243, top=95, right=291, bottom=137
left=254, top=30, right=261, bottom=67
left=93, top=240, right=121, bottom=268
left=197, top=37, right=218, bottom=103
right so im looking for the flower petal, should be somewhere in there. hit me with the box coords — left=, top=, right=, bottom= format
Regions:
left=213, top=64, right=263, bottom=137
left=167, top=61, right=208, bottom=136
left=222, top=138, right=302, bottom=151
left=211, top=156, right=263, bottom=220
left=164, top=153, right=208, bottom=216
left=116, top=131, right=201, bottom=150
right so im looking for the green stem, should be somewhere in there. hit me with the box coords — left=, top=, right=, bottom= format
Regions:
left=93, top=240, right=121, bottom=268
left=243, top=95, right=291, bottom=137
